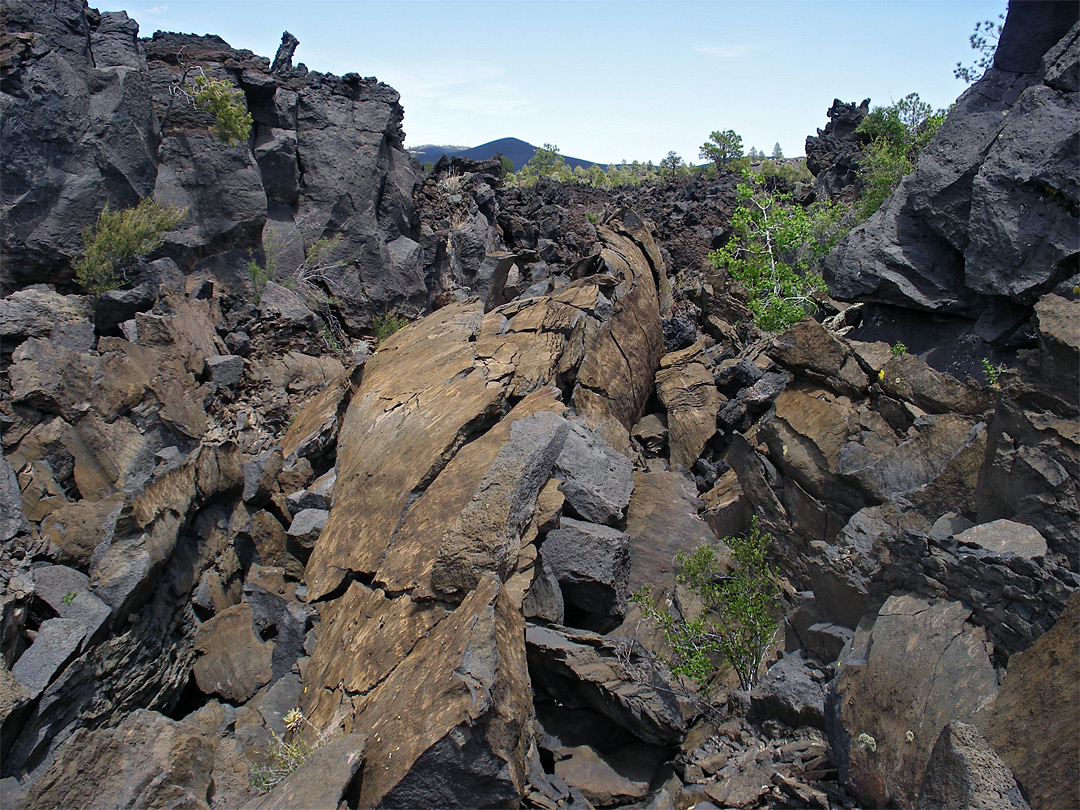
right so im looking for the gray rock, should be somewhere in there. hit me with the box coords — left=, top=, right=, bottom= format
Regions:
left=917, top=721, right=1030, bottom=810
left=257, top=282, right=318, bottom=330
left=954, top=519, right=1048, bottom=559
left=553, top=420, right=634, bottom=526
left=750, top=651, right=826, bottom=729
left=285, top=508, right=328, bottom=553
left=193, top=603, right=272, bottom=703
left=94, top=281, right=158, bottom=336
left=205, top=354, right=246, bottom=388
left=431, top=411, right=570, bottom=593
left=243, top=448, right=284, bottom=506
left=286, top=469, right=336, bottom=514
left=826, top=595, right=1000, bottom=808
left=0, top=4, right=158, bottom=290
left=0, top=457, right=27, bottom=543
left=11, top=618, right=85, bottom=700
left=522, top=553, right=565, bottom=625
left=30, top=566, right=112, bottom=651
left=542, top=517, right=630, bottom=632
left=0, top=287, right=92, bottom=342
left=824, top=5, right=1079, bottom=316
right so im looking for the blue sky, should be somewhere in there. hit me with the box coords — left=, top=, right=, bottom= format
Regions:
left=112, top=0, right=1006, bottom=164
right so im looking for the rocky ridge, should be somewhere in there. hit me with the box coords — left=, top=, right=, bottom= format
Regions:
left=1, top=2, right=1078, bottom=809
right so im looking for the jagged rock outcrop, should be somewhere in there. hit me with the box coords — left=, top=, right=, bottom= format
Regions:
left=804, top=98, right=869, bottom=199
left=1, top=0, right=427, bottom=329
left=824, top=2, right=1079, bottom=364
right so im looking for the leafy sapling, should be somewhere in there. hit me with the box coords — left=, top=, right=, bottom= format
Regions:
left=632, top=516, right=781, bottom=692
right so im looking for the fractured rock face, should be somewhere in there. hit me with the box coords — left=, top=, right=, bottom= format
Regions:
left=542, top=518, right=631, bottom=632
left=193, top=603, right=272, bottom=704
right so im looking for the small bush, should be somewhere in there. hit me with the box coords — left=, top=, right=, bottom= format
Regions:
left=373, top=312, right=409, bottom=344
left=632, top=517, right=781, bottom=692
left=74, top=199, right=186, bottom=295
left=981, top=357, right=1004, bottom=388
left=891, top=342, right=909, bottom=357
left=193, top=74, right=252, bottom=146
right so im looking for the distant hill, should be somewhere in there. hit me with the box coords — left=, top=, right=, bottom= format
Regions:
left=408, top=137, right=598, bottom=171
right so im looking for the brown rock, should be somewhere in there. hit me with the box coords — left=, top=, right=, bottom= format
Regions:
left=279, top=368, right=356, bottom=461
left=879, top=354, right=991, bottom=415
left=769, top=318, right=869, bottom=394
left=38, top=493, right=125, bottom=565
left=829, top=595, right=999, bottom=808
left=554, top=744, right=651, bottom=806
left=303, top=301, right=503, bottom=600
left=242, top=733, right=365, bottom=810
left=352, top=575, right=532, bottom=808
left=431, top=410, right=569, bottom=594
left=976, top=593, right=1079, bottom=810
left=655, top=341, right=720, bottom=469
left=248, top=509, right=287, bottom=568
left=625, top=471, right=715, bottom=594
left=303, top=582, right=445, bottom=730
left=193, top=603, right=272, bottom=703
left=374, top=386, right=565, bottom=596
left=918, top=721, right=1029, bottom=810
left=20, top=709, right=215, bottom=810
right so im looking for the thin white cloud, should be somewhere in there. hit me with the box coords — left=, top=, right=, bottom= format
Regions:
left=695, top=44, right=754, bottom=59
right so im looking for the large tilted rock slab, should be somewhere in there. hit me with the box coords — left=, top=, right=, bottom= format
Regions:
left=19, top=709, right=215, bottom=810
left=917, top=721, right=1029, bottom=810
left=303, top=301, right=501, bottom=600
left=242, top=733, right=366, bottom=810
left=348, top=575, right=532, bottom=809
left=975, top=593, right=1079, bottom=810
left=826, top=595, right=999, bottom=808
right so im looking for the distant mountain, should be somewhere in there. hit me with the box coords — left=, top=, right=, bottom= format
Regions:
left=408, top=138, right=598, bottom=171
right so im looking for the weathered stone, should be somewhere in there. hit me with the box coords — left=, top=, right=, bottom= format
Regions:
left=625, top=471, right=715, bottom=594
left=827, top=595, right=999, bottom=808
left=193, top=603, right=272, bottom=704
left=19, top=710, right=214, bottom=810
left=542, top=517, right=631, bottom=632
left=0, top=457, right=27, bottom=543
left=432, top=411, right=569, bottom=594
left=374, top=387, right=566, bottom=597
left=631, top=413, right=668, bottom=456
left=824, top=5, right=1080, bottom=315
left=0, top=287, right=92, bottom=343
left=655, top=341, right=720, bottom=469
left=526, top=624, right=685, bottom=746
left=285, top=508, right=327, bottom=558
left=703, top=747, right=776, bottom=808
left=247, top=509, right=287, bottom=568
left=242, top=733, right=365, bottom=810
left=11, top=618, right=84, bottom=700
left=917, top=721, right=1029, bottom=810
left=975, top=593, right=1079, bottom=810
left=553, top=421, right=633, bottom=526
left=768, top=318, right=869, bottom=394
left=878, top=354, right=990, bottom=415
left=954, top=519, right=1048, bottom=559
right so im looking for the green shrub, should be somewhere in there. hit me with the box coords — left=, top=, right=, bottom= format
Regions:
left=891, top=342, right=909, bottom=357
left=981, top=357, right=1004, bottom=388
left=192, top=74, right=252, bottom=146
left=74, top=199, right=186, bottom=295
left=709, top=173, right=845, bottom=332
left=855, top=94, right=947, bottom=220
left=632, top=517, right=780, bottom=692
left=373, top=312, right=409, bottom=344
